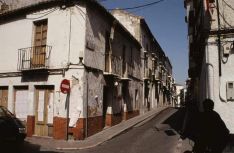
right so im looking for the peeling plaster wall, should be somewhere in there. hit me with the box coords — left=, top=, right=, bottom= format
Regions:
left=111, top=9, right=170, bottom=111
left=85, top=6, right=142, bottom=116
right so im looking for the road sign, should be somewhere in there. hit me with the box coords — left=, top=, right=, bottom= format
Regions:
left=60, top=79, right=70, bottom=94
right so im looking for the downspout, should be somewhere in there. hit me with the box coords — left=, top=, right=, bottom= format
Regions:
left=216, top=0, right=222, bottom=76
left=215, top=0, right=226, bottom=102
left=206, top=44, right=214, bottom=99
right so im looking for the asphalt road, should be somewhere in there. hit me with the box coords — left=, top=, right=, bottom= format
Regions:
left=73, top=107, right=186, bottom=153
left=4, top=107, right=187, bottom=153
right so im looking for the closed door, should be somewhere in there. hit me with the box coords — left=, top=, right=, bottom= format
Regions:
left=35, top=88, right=53, bottom=136
left=14, top=87, right=29, bottom=122
left=0, top=88, right=8, bottom=108
left=31, top=20, right=47, bottom=67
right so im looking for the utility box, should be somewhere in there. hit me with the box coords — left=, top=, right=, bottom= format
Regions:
left=223, top=43, right=231, bottom=56
left=226, top=82, right=234, bottom=101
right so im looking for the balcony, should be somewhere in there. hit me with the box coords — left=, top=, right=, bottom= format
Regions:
left=18, top=45, right=51, bottom=71
left=121, top=63, right=132, bottom=81
left=104, top=53, right=121, bottom=78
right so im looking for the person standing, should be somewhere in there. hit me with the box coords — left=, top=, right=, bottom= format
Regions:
left=194, top=99, right=230, bottom=153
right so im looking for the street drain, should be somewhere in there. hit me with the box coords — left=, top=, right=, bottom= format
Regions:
left=164, top=129, right=176, bottom=136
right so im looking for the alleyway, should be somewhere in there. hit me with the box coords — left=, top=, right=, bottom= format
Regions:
left=75, top=108, right=188, bottom=153
left=8, top=107, right=192, bottom=153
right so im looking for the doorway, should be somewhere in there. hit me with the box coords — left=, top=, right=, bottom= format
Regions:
left=34, top=86, right=54, bottom=137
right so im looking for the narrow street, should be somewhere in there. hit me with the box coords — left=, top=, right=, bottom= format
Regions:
left=75, top=108, right=185, bottom=153
left=12, top=107, right=191, bottom=153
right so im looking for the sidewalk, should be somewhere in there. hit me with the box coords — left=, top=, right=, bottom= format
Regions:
left=25, top=106, right=169, bottom=151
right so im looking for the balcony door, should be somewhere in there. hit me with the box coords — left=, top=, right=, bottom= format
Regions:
left=0, top=87, right=8, bottom=108
left=32, top=20, right=48, bottom=68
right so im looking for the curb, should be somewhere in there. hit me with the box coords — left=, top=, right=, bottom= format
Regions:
left=56, top=107, right=169, bottom=151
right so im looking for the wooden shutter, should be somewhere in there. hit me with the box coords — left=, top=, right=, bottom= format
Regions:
left=0, top=87, right=8, bottom=108
left=32, top=20, right=48, bottom=68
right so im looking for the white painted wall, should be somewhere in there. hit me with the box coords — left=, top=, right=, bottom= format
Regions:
left=176, top=85, right=184, bottom=105
left=0, top=5, right=87, bottom=124
left=199, top=36, right=234, bottom=133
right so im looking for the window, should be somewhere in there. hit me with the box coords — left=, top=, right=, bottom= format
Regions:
left=228, top=83, right=233, bottom=89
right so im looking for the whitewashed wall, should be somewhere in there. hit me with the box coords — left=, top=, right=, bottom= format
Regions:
left=199, top=36, right=234, bottom=133
left=0, top=5, right=87, bottom=123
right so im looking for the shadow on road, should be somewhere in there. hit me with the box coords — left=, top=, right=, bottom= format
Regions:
left=1, top=141, right=61, bottom=153
left=162, top=107, right=186, bottom=134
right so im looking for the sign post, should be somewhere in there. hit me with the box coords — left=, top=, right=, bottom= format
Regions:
left=60, top=79, right=70, bottom=140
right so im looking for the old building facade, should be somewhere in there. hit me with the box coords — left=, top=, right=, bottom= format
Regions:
left=0, top=0, right=174, bottom=140
left=111, top=9, right=175, bottom=113
left=0, top=0, right=143, bottom=140
left=185, top=0, right=234, bottom=133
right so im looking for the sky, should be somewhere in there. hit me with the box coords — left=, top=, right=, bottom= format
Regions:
left=99, top=0, right=188, bottom=85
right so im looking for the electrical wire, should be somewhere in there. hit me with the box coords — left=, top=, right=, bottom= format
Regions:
left=223, top=0, right=234, bottom=12
left=31, top=8, right=58, bottom=15
left=218, top=10, right=233, bottom=28
left=108, top=0, right=166, bottom=11
left=213, top=3, right=233, bottom=28
left=27, top=8, right=59, bottom=20
left=130, top=5, right=152, bottom=13
left=98, top=0, right=108, bottom=2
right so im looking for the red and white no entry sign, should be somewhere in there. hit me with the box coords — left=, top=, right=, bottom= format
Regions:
left=60, top=79, right=70, bottom=94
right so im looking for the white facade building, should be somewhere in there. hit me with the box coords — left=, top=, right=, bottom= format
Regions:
left=0, top=0, right=143, bottom=139
left=185, top=0, right=234, bottom=133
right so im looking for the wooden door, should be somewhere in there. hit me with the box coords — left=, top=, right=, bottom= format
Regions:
left=0, top=87, right=8, bottom=108
left=32, top=20, right=47, bottom=68
left=35, top=88, right=53, bottom=136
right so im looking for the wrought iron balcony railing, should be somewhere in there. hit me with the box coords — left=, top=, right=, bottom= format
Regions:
left=18, top=45, right=52, bottom=71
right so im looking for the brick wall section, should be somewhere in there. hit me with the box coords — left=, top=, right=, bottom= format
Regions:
left=69, top=116, right=104, bottom=139
left=106, top=113, right=122, bottom=127
left=87, top=116, right=103, bottom=137
left=26, top=115, right=35, bottom=137
left=123, top=110, right=139, bottom=120
left=53, top=117, right=68, bottom=140
left=70, top=118, right=85, bottom=140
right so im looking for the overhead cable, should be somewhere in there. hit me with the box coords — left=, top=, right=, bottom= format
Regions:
left=108, top=0, right=166, bottom=11
left=223, top=0, right=234, bottom=12
left=27, top=8, right=58, bottom=20
left=98, top=0, right=108, bottom=2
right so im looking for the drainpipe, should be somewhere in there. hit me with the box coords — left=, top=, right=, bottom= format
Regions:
left=85, top=72, right=89, bottom=138
left=215, top=0, right=227, bottom=102
left=216, top=0, right=222, bottom=76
